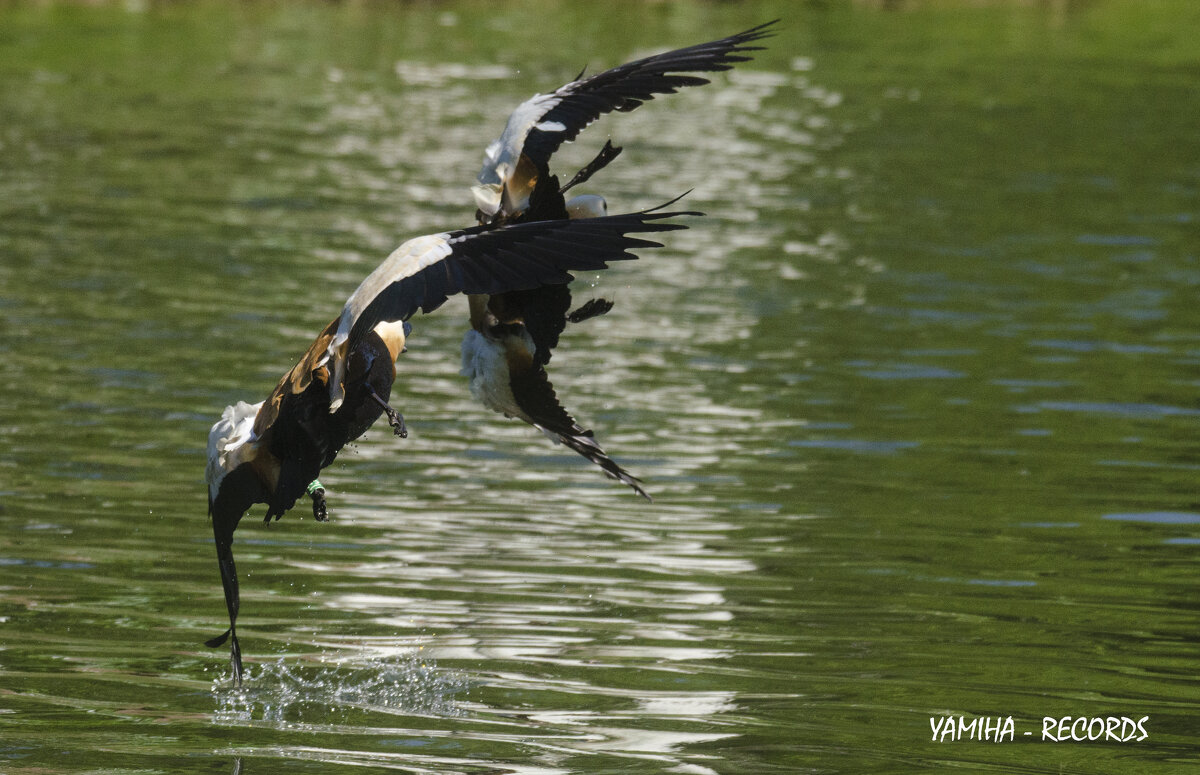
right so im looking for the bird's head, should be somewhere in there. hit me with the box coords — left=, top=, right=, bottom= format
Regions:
left=374, top=320, right=413, bottom=362
left=565, top=194, right=607, bottom=219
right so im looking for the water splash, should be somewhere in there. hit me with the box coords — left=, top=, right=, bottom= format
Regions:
left=212, top=651, right=468, bottom=725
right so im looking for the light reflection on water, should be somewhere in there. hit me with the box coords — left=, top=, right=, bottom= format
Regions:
left=213, top=654, right=468, bottom=723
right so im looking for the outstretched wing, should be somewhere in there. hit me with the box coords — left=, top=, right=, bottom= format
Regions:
left=339, top=208, right=695, bottom=346
left=509, top=363, right=650, bottom=500
left=326, top=205, right=699, bottom=408
left=473, top=20, right=777, bottom=218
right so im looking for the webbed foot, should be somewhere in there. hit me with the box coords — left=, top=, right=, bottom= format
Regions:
left=308, top=480, right=329, bottom=522
left=366, top=385, right=407, bottom=438
left=386, top=408, right=408, bottom=438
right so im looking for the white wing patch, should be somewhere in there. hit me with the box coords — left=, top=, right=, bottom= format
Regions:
left=206, top=400, right=264, bottom=502
left=326, top=232, right=453, bottom=409
left=473, top=91, right=562, bottom=217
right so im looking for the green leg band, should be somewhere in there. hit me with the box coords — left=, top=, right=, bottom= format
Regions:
left=307, top=480, right=325, bottom=496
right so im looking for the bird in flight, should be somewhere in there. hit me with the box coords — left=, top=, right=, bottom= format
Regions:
left=206, top=208, right=695, bottom=682
left=204, top=20, right=775, bottom=684
left=461, top=21, right=777, bottom=499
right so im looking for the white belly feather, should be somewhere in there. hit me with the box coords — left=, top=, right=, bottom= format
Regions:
left=460, top=328, right=524, bottom=419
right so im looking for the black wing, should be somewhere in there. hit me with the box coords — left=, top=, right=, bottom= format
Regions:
left=509, top=365, right=650, bottom=500
left=521, top=21, right=777, bottom=167
left=346, top=206, right=698, bottom=348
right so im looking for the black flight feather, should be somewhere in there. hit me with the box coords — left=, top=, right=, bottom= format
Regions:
left=348, top=205, right=698, bottom=348
left=520, top=21, right=777, bottom=167
left=509, top=366, right=650, bottom=500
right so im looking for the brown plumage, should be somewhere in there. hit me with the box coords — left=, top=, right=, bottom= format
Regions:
left=206, top=319, right=409, bottom=683
left=462, top=22, right=777, bottom=495
left=206, top=209, right=698, bottom=682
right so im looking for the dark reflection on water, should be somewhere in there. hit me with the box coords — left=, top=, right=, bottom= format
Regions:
left=2, top=1, right=1200, bottom=774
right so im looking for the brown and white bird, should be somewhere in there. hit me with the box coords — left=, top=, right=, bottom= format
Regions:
left=206, top=208, right=696, bottom=682
left=461, top=21, right=777, bottom=498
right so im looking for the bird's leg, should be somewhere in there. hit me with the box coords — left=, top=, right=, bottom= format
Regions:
left=560, top=140, right=623, bottom=195
left=567, top=297, right=615, bottom=324
left=366, top=384, right=407, bottom=438
left=307, top=480, right=328, bottom=522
